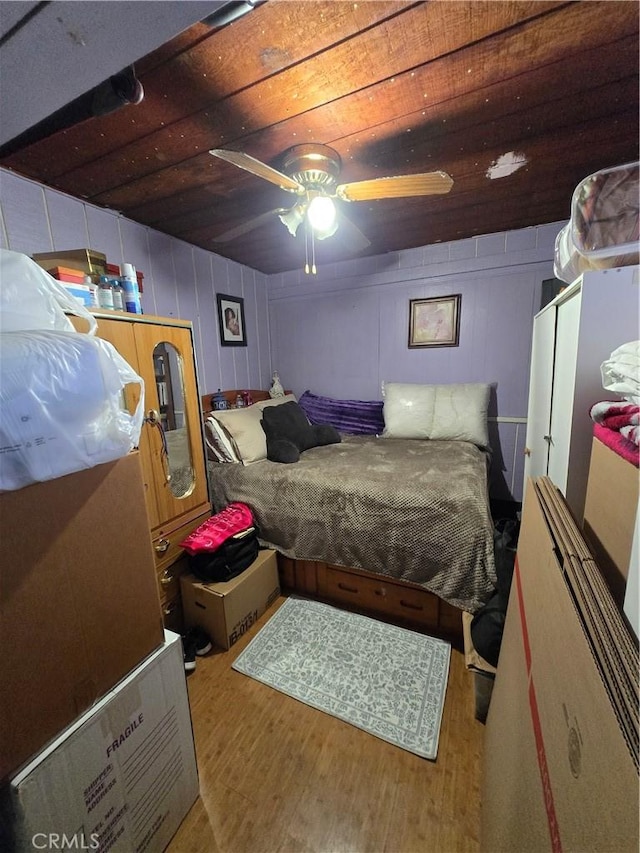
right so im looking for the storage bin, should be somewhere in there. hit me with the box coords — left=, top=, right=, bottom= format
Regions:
left=554, top=161, right=639, bottom=282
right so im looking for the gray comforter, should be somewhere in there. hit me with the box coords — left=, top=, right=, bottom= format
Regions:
left=208, top=435, right=496, bottom=612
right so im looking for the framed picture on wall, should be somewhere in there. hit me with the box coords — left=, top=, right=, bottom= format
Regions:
left=408, top=294, right=461, bottom=348
left=217, top=293, right=247, bottom=347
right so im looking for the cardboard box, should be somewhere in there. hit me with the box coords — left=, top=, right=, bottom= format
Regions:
left=482, top=478, right=639, bottom=852
left=47, top=265, right=86, bottom=282
left=583, top=436, right=639, bottom=608
left=8, top=632, right=198, bottom=853
left=181, top=549, right=280, bottom=649
left=0, top=453, right=164, bottom=781
left=32, top=248, right=107, bottom=277
left=61, top=282, right=93, bottom=306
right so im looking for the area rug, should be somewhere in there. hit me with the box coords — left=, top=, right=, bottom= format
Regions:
left=232, top=596, right=451, bottom=759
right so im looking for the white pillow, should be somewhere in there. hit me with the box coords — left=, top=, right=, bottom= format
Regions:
left=212, top=394, right=297, bottom=464
left=382, top=383, right=436, bottom=439
left=257, top=393, right=297, bottom=412
left=382, top=382, right=490, bottom=448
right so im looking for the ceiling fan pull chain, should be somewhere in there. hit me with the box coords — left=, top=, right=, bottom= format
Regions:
left=311, top=227, right=317, bottom=275
left=304, top=221, right=310, bottom=275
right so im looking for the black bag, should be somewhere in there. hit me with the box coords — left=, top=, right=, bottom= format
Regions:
left=189, top=527, right=259, bottom=583
left=470, top=592, right=505, bottom=668
left=470, top=516, right=519, bottom=667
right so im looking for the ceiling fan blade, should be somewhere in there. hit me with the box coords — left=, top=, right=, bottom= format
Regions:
left=336, top=171, right=453, bottom=202
left=212, top=208, right=289, bottom=243
left=334, top=208, right=371, bottom=252
left=209, top=149, right=304, bottom=194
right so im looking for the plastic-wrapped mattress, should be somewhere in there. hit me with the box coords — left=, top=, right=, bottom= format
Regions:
left=554, top=161, right=639, bottom=283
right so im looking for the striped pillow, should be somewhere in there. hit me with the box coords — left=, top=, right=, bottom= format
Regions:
left=298, top=390, right=384, bottom=435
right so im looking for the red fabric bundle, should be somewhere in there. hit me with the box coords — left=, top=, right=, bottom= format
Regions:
left=180, top=502, right=254, bottom=554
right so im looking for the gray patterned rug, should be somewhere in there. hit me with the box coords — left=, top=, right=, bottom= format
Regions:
left=232, top=596, right=451, bottom=759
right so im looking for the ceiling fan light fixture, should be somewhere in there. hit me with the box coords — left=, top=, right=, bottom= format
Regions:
left=314, top=217, right=339, bottom=241
left=278, top=204, right=305, bottom=236
left=307, top=195, right=336, bottom=233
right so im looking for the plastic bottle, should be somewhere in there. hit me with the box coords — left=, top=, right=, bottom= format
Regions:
left=235, top=393, right=245, bottom=408
left=97, top=275, right=115, bottom=310
left=110, top=277, right=124, bottom=311
left=121, top=262, right=142, bottom=314
left=84, top=274, right=99, bottom=309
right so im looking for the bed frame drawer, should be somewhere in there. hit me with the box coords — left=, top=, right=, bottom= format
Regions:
left=324, top=565, right=439, bottom=626
left=277, top=555, right=463, bottom=639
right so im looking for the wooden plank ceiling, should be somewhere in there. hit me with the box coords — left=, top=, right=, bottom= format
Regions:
left=2, top=0, right=638, bottom=275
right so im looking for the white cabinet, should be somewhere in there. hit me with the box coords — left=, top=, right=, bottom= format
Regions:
left=523, top=266, right=639, bottom=520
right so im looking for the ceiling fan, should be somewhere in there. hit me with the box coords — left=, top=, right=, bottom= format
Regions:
left=209, top=144, right=453, bottom=270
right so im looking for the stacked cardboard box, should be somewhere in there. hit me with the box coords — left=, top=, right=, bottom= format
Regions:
left=482, top=477, right=639, bottom=852
left=1, top=454, right=199, bottom=850
left=44, top=265, right=94, bottom=305
left=8, top=632, right=198, bottom=853
left=32, top=248, right=107, bottom=278
left=181, top=549, right=280, bottom=650
left=47, top=265, right=86, bottom=283
left=583, top=436, right=639, bottom=629
left=0, top=454, right=165, bottom=781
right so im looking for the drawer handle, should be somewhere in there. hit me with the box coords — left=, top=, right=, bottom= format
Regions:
left=337, top=582, right=358, bottom=594
left=374, top=587, right=387, bottom=598
left=155, top=538, right=170, bottom=554
left=163, top=602, right=177, bottom=616
left=160, top=571, right=174, bottom=586
left=400, top=599, right=423, bottom=612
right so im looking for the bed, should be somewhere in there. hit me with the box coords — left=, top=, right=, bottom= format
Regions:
left=202, top=384, right=497, bottom=636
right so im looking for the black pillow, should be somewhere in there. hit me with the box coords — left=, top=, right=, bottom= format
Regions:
left=261, top=401, right=341, bottom=463
left=312, top=423, right=342, bottom=447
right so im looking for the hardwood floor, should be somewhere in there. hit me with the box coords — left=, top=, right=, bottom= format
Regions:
left=167, top=596, right=485, bottom=853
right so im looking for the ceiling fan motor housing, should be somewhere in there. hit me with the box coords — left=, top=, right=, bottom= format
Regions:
left=282, top=144, right=342, bottom=192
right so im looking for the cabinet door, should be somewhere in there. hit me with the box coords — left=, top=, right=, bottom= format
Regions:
left=70, top=315, right=160, bottom=525
left=547, top=290, right=581, bottom=493
left=524, top=304, right=557, bottom=485
left=132, top=322, right=209, bottom=534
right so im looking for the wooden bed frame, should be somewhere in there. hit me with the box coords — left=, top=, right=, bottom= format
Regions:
left=203, top=389, right=465, bottom=642
left=278, top=556, right=463, bottom=641
left=201, top=388, right=273, bottom=415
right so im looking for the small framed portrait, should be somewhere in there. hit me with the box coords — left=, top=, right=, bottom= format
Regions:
left=216, top=293, right=247, bottom=347
left=408, top=294, right=461, bottom=348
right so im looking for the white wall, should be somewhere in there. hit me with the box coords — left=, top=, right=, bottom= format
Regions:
left=266, top=222, right=565, bottom=501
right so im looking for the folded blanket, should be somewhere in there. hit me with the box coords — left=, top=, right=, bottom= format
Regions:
left=590, top=400, right=640, bottom=445
left=601, top=340, right=640, bottom=404
left=590, top=401, right=640, bottom=467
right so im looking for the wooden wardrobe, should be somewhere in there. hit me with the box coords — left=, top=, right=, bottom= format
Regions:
left=73, top=311, right=210, bottom=630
